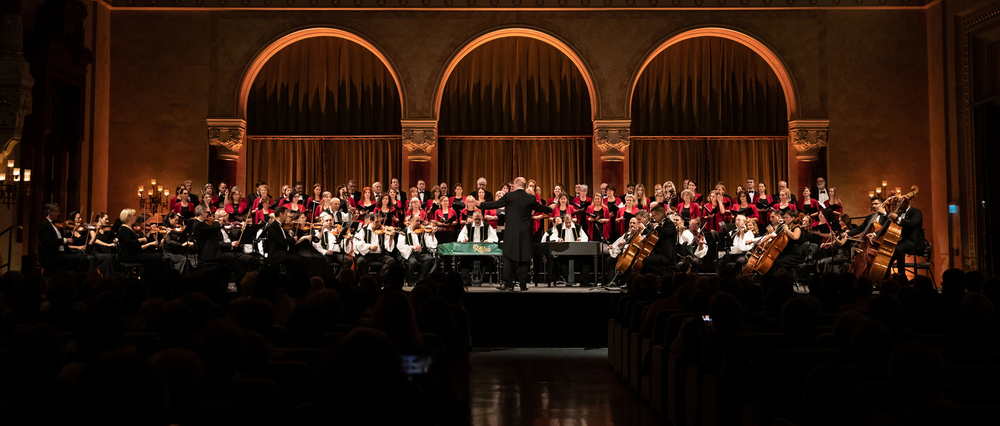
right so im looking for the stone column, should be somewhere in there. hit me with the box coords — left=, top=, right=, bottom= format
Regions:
left=593, top=119, right=631, bottom=193
left=206, top=118, right=246, bottom=187
left=401, top=120, right=437, bottom=190
left=0, top=13, right=34, bottom=163
left=788, top=119, right=829, bottom=194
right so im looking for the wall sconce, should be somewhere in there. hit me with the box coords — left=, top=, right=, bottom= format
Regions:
left=0, top=160, right=30, bottom=207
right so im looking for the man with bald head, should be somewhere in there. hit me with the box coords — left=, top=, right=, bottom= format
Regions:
left=476, top=177, right=552, bottom=291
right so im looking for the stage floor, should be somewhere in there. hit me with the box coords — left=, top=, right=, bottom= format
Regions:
left=466, top=285, right=622, bottom=294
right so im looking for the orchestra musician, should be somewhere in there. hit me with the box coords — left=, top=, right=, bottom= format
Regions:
left=398, top=214, right=438, bottom=284
left=636, top=204, right=677, bottom=274
left=871, top=196, right=925, bottom=277
left=38, top=203, right=93, bottom=273
left=116, top=208, right=164, bottom=274
left=542, top=212, right=592, bottom=287
left=353, top=212, right=398, bottom=277
left=476, top=177, right=553, bottom=291
left=261, top=206, right=313, bottom=276
left=770, top=209, right=807, bottom=274
left=456, top=210, right=499, bottom=286
left=849, top=198, right=889, bottom=238
left=677, top=217, right=709, bottom=272
left=161, top=212, right=195, bottom=274
left=312, top=212, right=353, bottom=276
left=213, top=209, right=257, bottom=275
left=87, top=212, right=116, bottom=276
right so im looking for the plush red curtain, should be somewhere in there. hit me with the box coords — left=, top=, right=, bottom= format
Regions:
left=631, top=37, right=787, bottom=136
left=247, top=136, right=402, bottom=191
left=439, top=37, right=592, bottom=136
left=247, top=37, right=402, bottom=136
left=629, top=136, right=787, bottom=194
left=438, top=137, right=593, bottom=197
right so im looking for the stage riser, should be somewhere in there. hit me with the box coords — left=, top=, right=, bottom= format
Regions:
left=466, top=291, right=615, bottom=348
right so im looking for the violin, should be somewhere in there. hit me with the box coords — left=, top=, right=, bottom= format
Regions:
left=374, top=226, right=396, bottom=235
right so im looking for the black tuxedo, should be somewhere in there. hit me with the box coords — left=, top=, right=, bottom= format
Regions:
left=848, top=213, right=888, bottom=237
left=480, top=188, right=553, bottom=289
left=639, top=221, right=678, bottom=274
left=38, top=218, right=91, bottom=273
left=263, top=221, right=296, bottom=263
left=417, top=190, right=432, bottom=204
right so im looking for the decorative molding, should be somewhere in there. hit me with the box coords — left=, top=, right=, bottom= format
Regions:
left=206, top=118, right=247, bottom=153
left=788, top=119, right=829, bottom=162
left=0, top=13, right=35, bottom=160
left=401, top=120, right=437, bottom=162
left=593, top=119, right=631, bottom=161
left=106, top=0, right=930, bottom=6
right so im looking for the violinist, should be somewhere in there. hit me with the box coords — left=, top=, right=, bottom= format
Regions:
left=190, top=204, right=226, bottom=265
left=586, top=193, right=611, bottom=242
left=38, top=203, right=93, bottom=274
left=770, top=209, right=807, bottom=274
left=398, top=214, right=439, bottom=284
left=431, top=196, right=458, bottom=243
left=173, top=188, right=196, bottom=220
left=200, top=183, right=218, bottom=213
left=88, top=212, right=116, bottom=276
left=678, top=218, right=709, bottom=272
left=353, top=212, right=397, bottom=277
left=816, top=214, right=854, bottom=274
left=162, top=212, right=195, bottom=274
left=262, top=206, right=313, bottom=276
left=725, top=214, right=757, bottom=272
left=225, top=186, right=250, bottom=221
left=286, top=210, right=326, bottom=278
left=117, top=208, right=164, bottom=274
left=327, top=198, right=353, bottom=228
left=312, top=212, right=353, bottom=274
left=848, top=198, right=888, bottom=238
left=64, top=211, right=90, bottom=255
left=636, top=204, right=677, bottom=274
left=214, top=209, right=256, bottom=275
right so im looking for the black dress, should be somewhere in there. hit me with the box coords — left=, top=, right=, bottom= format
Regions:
left=773, top=225, right=806, bottom=271
left=117, top=226, right=164, bottom=272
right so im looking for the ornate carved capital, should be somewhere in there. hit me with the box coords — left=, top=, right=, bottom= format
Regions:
left=788, top=119, right=830, bottom=162
left=593, top=119, right=631, bottom=162
left=401, top=120, right=437, bottom=162
left=206, top=118, right=246, bottom=153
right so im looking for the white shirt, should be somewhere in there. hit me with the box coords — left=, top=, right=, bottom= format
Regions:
left=397, top=229, right=438, bottom=260
left=609, top=234, right=631, bottom=258
left=354, top=226, right=395, bottom=255
left=816, top=188, right=829, bottom=205
left=48, top=218, right=66, bottom=251
left=679, top=229, right=708, bottom=258
left=457, top=222, right=498, bottom=243
left=312, top=229, right=344, bottom=254
left=542, top=224, right=589, bottom=242
left=729, top=230, right=756, bottom=254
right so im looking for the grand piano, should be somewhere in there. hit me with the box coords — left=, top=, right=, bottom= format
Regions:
left=532, top=241, right=608, bottom=286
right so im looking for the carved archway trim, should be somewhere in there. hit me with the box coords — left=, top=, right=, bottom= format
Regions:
left=626, top=26, right=799, bottom=121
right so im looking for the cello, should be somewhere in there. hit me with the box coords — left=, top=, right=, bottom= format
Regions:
left=614, top=217, right=652, bottom=274
left=865, top=186, right=918, bottom=283
left=630, top=220, right=664, bottom=272
left=742, top=212, right=805, bottom=276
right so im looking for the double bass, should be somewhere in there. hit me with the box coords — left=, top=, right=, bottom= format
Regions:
left=742, top=212, right=805, bottom=276
left=865, top=186, right=919, bottom=283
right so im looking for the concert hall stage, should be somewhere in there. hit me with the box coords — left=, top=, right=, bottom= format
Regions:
left=464, top=285, right=620, bottom=348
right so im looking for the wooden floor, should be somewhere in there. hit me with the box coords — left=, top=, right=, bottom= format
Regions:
left=469, top=348, right=662, bottom=426
left=466, top=285, right=622, bottom=294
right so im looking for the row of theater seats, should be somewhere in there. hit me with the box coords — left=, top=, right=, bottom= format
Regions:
left=0, top=267, right=473, bottom=426
left=607, top=270, right=1000, bottom=425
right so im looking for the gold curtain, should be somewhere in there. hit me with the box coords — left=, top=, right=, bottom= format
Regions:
left=247, top=136, right=402, bottom=190
left=629, top=136, right=787, bottom=193
left=438, top=137, right=592, bottom=197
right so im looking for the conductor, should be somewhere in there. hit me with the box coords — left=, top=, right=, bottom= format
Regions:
left=475, top=177, right=553, bottom=291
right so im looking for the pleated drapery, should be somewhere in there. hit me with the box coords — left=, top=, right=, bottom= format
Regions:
left=439, top=37, right=592, bottom=136
left=438, top=137, right=593, bottom=197
left=247, top=136, right=402, bottom=190
left=247, top=37, right=402, bottom=136
left=629, top=136, right=788, bottom=193
left=631, top=37, right=787, bottom=136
